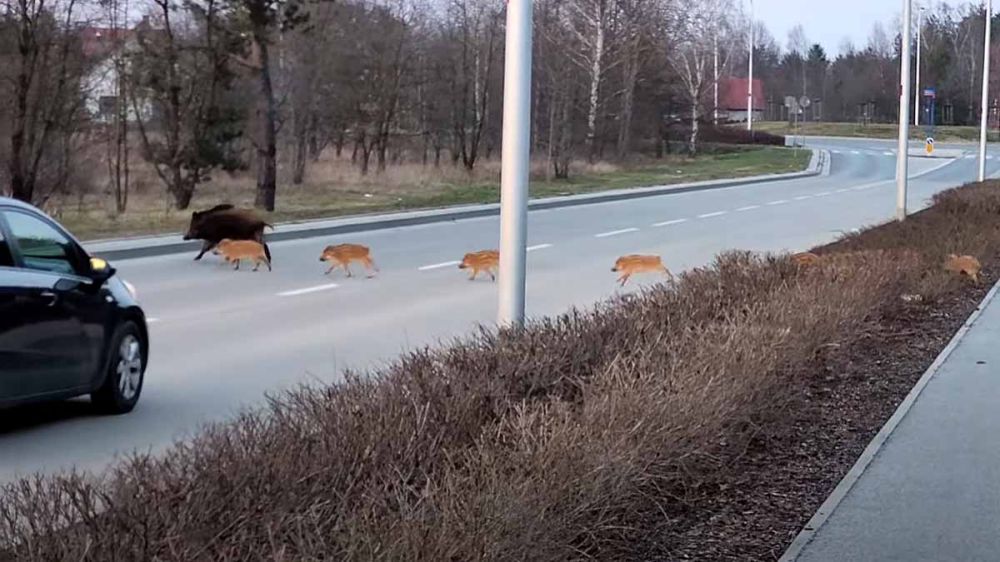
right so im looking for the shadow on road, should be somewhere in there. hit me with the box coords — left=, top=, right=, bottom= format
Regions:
left=0, top=399, right=97, bottom=435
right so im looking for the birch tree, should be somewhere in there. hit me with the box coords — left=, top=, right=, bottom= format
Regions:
left=670, top=0, right=729, bottom=154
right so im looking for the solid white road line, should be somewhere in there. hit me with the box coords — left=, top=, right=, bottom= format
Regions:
left=652, top=218, right=688, bottom=227
left=527, top=244, right=553, bottom=252
left=418, top=261, right=461, bottom=271
left=278, top=283, right=340, bottom=297
left=595, top=228, right=639, bottom=238
left=697, top=211, right=727, bottom=219
left=736, top=205, right=761, bottom=212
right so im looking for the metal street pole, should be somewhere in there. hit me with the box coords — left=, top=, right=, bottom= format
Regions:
left=747, top=0, right=754, bottom=132
left=897, top=0, right=913, bottom=222
left=979, top=0, right=993, bottom=182
left=497, top=0, right=532, bottom=327
left=915, top=6, right=923, bottom=127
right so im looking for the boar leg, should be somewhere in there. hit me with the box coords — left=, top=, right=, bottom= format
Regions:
left=194, top=240, right=216, bottom=261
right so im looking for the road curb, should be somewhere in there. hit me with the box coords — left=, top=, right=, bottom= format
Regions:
left=779, top=278, right=1000, bottom=562
left=87, top=149, right=823, bottom=262
left=796, top=134, right=983, bottom=147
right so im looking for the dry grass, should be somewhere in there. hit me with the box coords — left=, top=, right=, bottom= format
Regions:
left=4, top=182, right=997, bottom=561
left=748, top=120, right=1000, bottom=143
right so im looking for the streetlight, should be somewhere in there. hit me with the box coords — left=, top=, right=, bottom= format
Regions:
left=915, top=5, right=925, bottom=127
left=897, top=0, right=913, bottom=222
left=747, top=0, right=754, bottom=132
left=979, top=0, right=993, bottom=182
left=497, top=0, right=532, bottom=327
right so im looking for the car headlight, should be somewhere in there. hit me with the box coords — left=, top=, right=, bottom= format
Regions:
left=122, top=279, right=138, bottom=301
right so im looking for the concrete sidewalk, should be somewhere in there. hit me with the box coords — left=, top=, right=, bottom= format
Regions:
left=783, top=282, right=1000, bottom=561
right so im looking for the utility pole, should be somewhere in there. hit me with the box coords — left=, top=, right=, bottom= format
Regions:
left=497, top=0, right=532, bottom=327
left=747, top=0, right=754, bottom=132
left=979, top=0, right=993, bottom=182
left=915, top=5, right=924, bottom=127
left=897, top=0, right=913, bottom=221
left=714, top=34, right=720, bottom=125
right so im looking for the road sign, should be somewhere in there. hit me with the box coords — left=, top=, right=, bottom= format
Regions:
left=926, top=137, right=935, bottom=155
left=924, top=87, right=937, bottom=99
left=799, top=96, right=812, bottom=108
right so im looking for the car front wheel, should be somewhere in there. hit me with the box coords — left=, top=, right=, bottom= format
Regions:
left=92, top=321, right=146, bottom=414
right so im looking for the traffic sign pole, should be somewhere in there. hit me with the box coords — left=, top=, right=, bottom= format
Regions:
left=979, top=0, right=992, bottom=182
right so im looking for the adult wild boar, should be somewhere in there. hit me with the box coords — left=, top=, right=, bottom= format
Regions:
left=184, top=204, right=273, bottom=261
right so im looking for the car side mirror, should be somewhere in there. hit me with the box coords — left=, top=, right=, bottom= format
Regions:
left=89, top=257, right=117, bottom=284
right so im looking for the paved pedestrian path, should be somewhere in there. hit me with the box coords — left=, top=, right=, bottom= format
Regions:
left=785, top=284, right=1000, bottom=562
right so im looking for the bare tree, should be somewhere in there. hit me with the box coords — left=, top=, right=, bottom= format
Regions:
left=2, top=0, right=89, bottom=204
left=129, top=0, right=244, bottom=210
left=101, top=0, right=131, bottom=213
left=670, top=0, right=726, bottom=154
left=442, top=0, right=501, bottom=171
left=563, top=0, right=612, bottom=163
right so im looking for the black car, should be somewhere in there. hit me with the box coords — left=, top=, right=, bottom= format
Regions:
left=0, top=197, right=148, bottom=413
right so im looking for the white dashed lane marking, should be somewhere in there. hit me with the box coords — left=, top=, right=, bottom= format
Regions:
left=595, top=228, right=639, bottom=238
left=652, top=218, right=688, bottom=227
left=527, top=244, right=553, bottom=252
left=277, top=283, right=340, bottom=297
left=697, top=211, right=727, bottom=219
left=418, top=261, right=461, bottom=271
left=736, top=205, right=761, bottom=212
left=767, top=199, right=789, bottom=206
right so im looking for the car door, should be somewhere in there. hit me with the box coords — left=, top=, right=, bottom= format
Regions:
left=0, top=209, right=98, bottom=400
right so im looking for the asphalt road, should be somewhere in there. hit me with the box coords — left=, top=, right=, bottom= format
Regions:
left=1, top=137, right=997, bottom=482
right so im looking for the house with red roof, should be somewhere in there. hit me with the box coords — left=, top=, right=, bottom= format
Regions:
left=716, top=77, right=765, bottom=123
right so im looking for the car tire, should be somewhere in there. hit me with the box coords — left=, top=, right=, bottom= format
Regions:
left=92, top=321, right=146, bottom=415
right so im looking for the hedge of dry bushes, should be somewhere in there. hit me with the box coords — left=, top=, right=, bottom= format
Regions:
left=3, top=183, right=1000, bottom=561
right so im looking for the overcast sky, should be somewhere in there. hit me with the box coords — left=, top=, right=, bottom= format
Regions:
left=753, top=0, right=933, bottom=56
